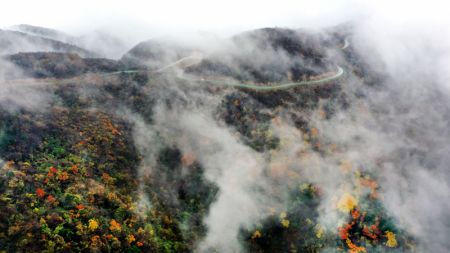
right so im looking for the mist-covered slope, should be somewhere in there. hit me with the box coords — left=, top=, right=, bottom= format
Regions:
left=2, top=52, right=127, bottom=79
left=1, top=24, right=446, bottom=253
left=0, top=29, right=95, bottom=57
left=121, top=38, right=197, bottom=70
left=9, top=24, right=75, bottom=43
left=9, top=24, right=129, bottom=59
left=185, top=28, right=339, bottom=84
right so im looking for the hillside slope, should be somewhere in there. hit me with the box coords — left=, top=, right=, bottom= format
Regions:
left=0, top=26, right=416, bottom=253
left=0, top=29, right=96, bottom=57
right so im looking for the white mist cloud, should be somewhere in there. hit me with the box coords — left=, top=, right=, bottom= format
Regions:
left=0, top=0, right=358, bottom=40
left=0, top=60, right=51, bottom=112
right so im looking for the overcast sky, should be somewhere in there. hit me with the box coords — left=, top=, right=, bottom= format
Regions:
left=0, top=0, right=355, bottom=32
left=0, top=0, right=449, bottom=41
left=0, top=0, right=367, bottom=38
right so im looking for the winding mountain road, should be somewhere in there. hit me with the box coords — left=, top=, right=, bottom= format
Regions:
left=0, top=38, right=349, bottom=90
left=174, top=38, right=349, bottom=90
left=179, top=66, right=344, bottom=91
